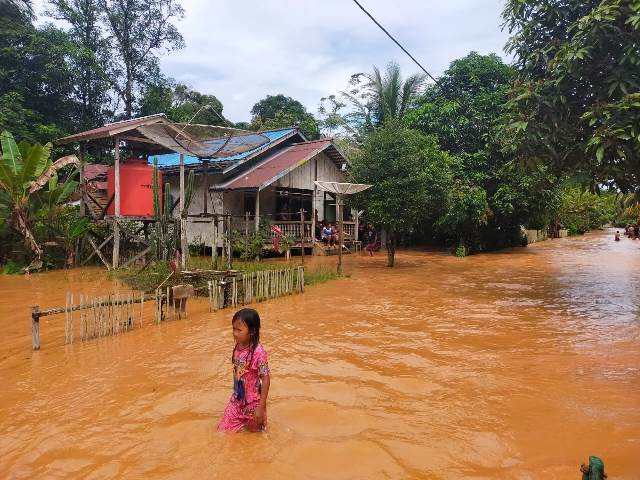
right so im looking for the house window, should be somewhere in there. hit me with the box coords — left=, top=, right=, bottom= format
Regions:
left=276, top=188, right=312, bottom=221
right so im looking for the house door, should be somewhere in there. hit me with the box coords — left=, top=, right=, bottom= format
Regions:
left=323, top=192, right=336, bottom=223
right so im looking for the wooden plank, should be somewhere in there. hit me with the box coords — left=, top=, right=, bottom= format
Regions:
left=172, top=284, right=194, bottom=300
left=179, top=153, right=187, bottom=270
left=121, top=246, right=151, bottom=268
left=81, top=233, right=114, bottom=266
left=113, top=136, right=120, bottom=268
left=88, top=235, right=111, bottom=270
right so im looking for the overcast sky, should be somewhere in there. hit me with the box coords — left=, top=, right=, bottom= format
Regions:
left=35, top=0, right=511, bottom=122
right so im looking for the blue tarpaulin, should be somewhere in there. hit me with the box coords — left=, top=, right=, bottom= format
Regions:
left=150, top=128, right=295, bottom=168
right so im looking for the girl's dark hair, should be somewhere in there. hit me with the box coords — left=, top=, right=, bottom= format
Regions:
left=232, top=308, right=260, bottom=349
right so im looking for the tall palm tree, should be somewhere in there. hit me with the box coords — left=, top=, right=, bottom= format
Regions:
left=0, top=131, right=79, bottom=270
left=343, top=62, right=427, bottom=128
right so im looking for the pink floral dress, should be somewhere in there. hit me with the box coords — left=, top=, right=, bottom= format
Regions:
left=218, top=343, right=270, bottom=432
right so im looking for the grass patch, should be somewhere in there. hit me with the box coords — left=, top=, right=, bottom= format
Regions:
left=110, top=261, right=173, bottom=293
left=113, top=257, right=343, bottom=294
left=304, top=268, right=342, bottom=286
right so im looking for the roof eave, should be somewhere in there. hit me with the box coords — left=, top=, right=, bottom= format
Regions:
left=55, top=114, right=169, bottom=145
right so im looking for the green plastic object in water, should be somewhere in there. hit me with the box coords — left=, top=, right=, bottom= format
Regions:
left=582, top=456, right=606, bottom=480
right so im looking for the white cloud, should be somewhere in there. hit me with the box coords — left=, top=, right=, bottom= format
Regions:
left=34, top=0, right=511, bottom=122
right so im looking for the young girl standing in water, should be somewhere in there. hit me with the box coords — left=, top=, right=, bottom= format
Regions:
left=218, top=308, right=270, bottom=432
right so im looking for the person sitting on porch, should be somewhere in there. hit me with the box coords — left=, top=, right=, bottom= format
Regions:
left=321, top=223, right=336, bottom=246
left=329, top=223, right=338, bottom=246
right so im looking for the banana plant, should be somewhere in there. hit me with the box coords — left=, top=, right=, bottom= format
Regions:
left=0, top=131, right=79, bottom=270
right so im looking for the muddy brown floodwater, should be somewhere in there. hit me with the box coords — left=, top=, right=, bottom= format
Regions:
left=1, top=229, right=639, bottom=479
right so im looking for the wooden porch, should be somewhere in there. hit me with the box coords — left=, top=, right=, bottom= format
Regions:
left=231, top=217, right=358, bottom=251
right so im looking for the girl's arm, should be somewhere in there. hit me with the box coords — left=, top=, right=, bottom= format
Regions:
left=254, top=375, right=270, bottom=427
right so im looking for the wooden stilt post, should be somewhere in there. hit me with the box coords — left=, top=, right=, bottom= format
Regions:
left=226, top=215, right=232, bottom=270
left=212, top=214, right=218, bottom=270
left=208, top=280, right=213, bottom=312
left=245, top=211, right=249, bottom=258
left=312, top=157, right=318, bottom=255
left=179, top=153, right=187, bottom=270
left=77, top=143, right=86, bottom=265
left=112, top=136, right=121, bottom=268
left=254, top=190, right=260, bottom=231
left=337, top=194, right=343, bottom=276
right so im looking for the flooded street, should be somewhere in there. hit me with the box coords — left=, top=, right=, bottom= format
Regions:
left=1, top=229, right=639, bottom=479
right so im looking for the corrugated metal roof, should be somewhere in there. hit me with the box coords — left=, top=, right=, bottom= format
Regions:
left=152, top=128, right=296, bottom=168
left=57, top=114, right=168, bottom=144
left=220, top=139, right=336, bottom=191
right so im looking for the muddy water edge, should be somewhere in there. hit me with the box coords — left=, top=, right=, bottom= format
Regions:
left=1, top=229, right=638, bottom=479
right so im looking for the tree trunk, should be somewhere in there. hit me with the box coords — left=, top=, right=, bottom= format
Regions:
left=386, top=232, right=395, bottom=267
left=125, top=68, right=133, bottom=119
left=13, top=208, right=43, bottom=270
left=14, top=209, right=42, bottom=258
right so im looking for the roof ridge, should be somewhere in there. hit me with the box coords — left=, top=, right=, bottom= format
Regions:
left=256, top=126, right=299, bottom=134
left=102, top=113, right=166, bottom=128
left=291, top=138, right=333, bottom=145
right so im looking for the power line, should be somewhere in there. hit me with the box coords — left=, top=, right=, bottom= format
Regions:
left=350, top=0, right=438, bottom=84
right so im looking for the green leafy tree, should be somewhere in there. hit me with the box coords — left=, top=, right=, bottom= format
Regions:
left=501, top=0, right=640, bottom=191
left=557, top=186, right=617, bottom=235
left=0, top=22, right=80, bottom=142
left=349, top=121, right=452, bottom=266
left=139, top=81, right=227, bottom=125
left=406, top=52, right=558, bottom=251
left=0, top=131, right=79, bottom=269
left=436, top=182, right=490, bottom=255
left=99, top=0, right=185, bottom=118
left=251, top=94, right=307, bottom=120
left=1, top=0, right=35, bottom=23
left=407, top=53, right=513, bottom=155
left=250, top=94, right=320, bottom=139
left=46, top=0, right=112, bottom=130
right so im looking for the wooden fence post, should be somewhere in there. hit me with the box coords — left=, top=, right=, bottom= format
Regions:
left=226, top=215, right=232, bottom=270
left=31, top=306, right=40, bottom=351
left=300, top=208, right=305, bottom=265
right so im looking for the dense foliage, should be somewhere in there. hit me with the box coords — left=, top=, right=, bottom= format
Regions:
left=249, top=94, right=320, bottom=139
left=501, top=0, right=640, bottom=192
left=406, top=53, right=560, bottom=252
left=557, top=186, right=617, bottom=235
left=349, top=121, right=452, bottom=266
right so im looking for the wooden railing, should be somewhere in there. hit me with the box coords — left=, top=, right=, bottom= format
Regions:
left=271, top=221, right=313, bottom=242
left=343, top=222, right=355, bottom=239
left=229, top=218, right=357, bottom=243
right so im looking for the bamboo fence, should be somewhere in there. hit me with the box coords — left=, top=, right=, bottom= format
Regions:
left=32, top=267, right=306, bottom=351
left=208, top=266, right=304, bottom=311
left=63, top=291, right=148, bottom=344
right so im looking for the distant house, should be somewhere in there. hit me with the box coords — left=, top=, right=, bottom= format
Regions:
left=57, top=115, right=356, bottom=261
left=155, top=127, right=354, bottom=249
